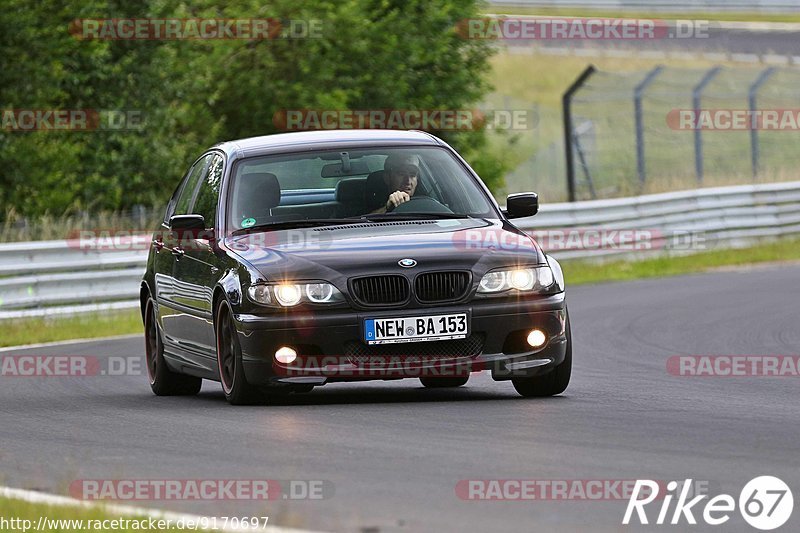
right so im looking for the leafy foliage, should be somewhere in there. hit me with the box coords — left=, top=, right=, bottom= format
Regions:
left=0, top=0, right=503, bottom=218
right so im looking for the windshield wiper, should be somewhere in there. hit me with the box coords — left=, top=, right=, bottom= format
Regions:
left=232, top=214, right=483, bottom=235
left=232, top=219, right=366, bottom=236
left=357, top=213, right=477, bottom=222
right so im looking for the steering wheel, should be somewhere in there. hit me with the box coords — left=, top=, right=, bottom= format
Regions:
left=390, top=195, right=454, bottom=214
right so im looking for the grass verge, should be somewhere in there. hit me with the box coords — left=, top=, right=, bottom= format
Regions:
left=1, top=207, right=161, bottom=243
left=0, top=309, right=142, bottom=348
left=0, top=496, right=211, bottom=532
left=563, top=237, right=800, bottom=285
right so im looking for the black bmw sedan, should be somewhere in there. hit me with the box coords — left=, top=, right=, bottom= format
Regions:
left=141, top=129, right=571, bottom=404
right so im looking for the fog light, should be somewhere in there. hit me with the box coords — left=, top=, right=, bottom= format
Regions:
left=526, top=329, right=547, bottom=348
left=275, top=346, right=298, bottom=364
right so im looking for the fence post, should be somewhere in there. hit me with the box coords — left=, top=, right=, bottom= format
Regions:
left=573, top=124, right=597, bottom=200
left=749, top=67, right=777, bottom=181
left=563, top=65, right=596, bottom=202
left=634, top=66, right=664, bottom=187
left=693, top=66, right=722, bottom=184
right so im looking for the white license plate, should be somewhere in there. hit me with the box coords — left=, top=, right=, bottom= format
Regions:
left=364, top=313, right=469, bottom=345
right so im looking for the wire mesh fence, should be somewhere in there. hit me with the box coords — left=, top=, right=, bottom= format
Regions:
left=560, top=65, right=800, bottom=201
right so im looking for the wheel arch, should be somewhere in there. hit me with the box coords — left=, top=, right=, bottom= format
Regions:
left=139, top=282, right=152, bottom=323
left=212, top=286, right=228, bottom=324
left=213, top=267, right=245, bottom=322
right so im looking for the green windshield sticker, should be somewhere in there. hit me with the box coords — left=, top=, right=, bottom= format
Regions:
left=242, top=217, right=256, bottom=228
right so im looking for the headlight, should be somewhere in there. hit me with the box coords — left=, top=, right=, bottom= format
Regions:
left=478, top=271, right=506, bottom=292
left=275, top=284, right=302, bottom=306
left=247, top=284, right=273, bottom=305
left=305, top=283, right=334, bottom=303
left=508, top=269, right=535, bottom=290
left=477, top=267, right=557, bottom=294
left=248, top=282, right=344, bottom=307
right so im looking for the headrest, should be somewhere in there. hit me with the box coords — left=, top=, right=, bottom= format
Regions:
left=364, top=170, right=387, bottom=210
left=237, top=172, right=281, bottom=220
left=335, top=178, right=366, bottom=204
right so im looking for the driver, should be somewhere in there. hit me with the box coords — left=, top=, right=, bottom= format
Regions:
left=372, top=153, right=420, bottom=214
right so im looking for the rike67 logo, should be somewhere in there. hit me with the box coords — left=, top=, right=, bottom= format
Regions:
left=624, top=476, right=793, bottom=530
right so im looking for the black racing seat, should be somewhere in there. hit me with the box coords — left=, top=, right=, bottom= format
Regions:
left=364, top=170, right=388, bottom=212
left=335, top=178, right=367, bottom=217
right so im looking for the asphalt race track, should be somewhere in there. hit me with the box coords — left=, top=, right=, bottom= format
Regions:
left=1, top=265, right=798, bottom=532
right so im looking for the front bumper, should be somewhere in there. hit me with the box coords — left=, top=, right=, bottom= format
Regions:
left=235, top=293, right=568, bottom=386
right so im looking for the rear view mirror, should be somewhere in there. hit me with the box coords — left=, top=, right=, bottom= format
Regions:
left=321, top=160, right=371, bottom=178
left=505, top=192, right=539, bottom=219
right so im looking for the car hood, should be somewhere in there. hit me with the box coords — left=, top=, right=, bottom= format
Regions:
left=226, top=218, right=545, bottom=283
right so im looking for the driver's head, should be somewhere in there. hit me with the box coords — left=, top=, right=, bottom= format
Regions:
left=384, top=153, right=420, bottom=197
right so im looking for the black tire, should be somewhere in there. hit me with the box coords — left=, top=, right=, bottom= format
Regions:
left=512, top=312, right=572, bottom=398
left=144, top=298, right=202, bottom=396
left=216, top=301, right=264, bottom=405
left=419, top=376, right=469, bottom=388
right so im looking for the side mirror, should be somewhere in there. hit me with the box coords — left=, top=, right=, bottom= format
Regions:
left=169, top=214, right=208, bottom=240
left=505, top=192, right=539, bottom=219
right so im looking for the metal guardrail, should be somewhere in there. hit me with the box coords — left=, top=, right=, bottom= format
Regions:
left=488, top=0, right=800, bottom=13
left=0, top=239, right=148, bottom=319
left=1, top=180, right=799, bottom=319
left=516, top=180, right=800, bottom=259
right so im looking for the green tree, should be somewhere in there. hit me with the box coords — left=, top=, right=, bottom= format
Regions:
left=0, top=0, right=503, bottom=219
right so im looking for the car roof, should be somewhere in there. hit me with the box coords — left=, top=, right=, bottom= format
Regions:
left=212, top=129, right=444, bottom=159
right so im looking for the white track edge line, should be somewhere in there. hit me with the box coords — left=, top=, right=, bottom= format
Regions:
left=0, top=334, right=142, bottom=353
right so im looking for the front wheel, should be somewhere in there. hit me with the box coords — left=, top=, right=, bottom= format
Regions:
left=216, top=302, right=264, bottom=405
left=512, top=312, right=572, bottom=398
left=144, top=298, right=202, bottom=396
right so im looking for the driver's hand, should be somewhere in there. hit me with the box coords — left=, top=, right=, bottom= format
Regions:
left=386, top=191, right=410, bottom=211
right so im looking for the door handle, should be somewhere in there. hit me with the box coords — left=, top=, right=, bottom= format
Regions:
left=171, top=246, right=185, bottom=258
left=152, top=238, right=164, bottom=251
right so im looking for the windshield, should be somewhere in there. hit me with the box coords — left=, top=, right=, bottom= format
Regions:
left=227, top=146, right=498, bottom=231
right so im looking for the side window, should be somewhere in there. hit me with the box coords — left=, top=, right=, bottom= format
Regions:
left=163, top=169, right=193, bottom=223
left=174, top=155, right=212, bottom=216
left=193, top=153, right=224, bottom=227
left=163, top=185, right=182, bottom=224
